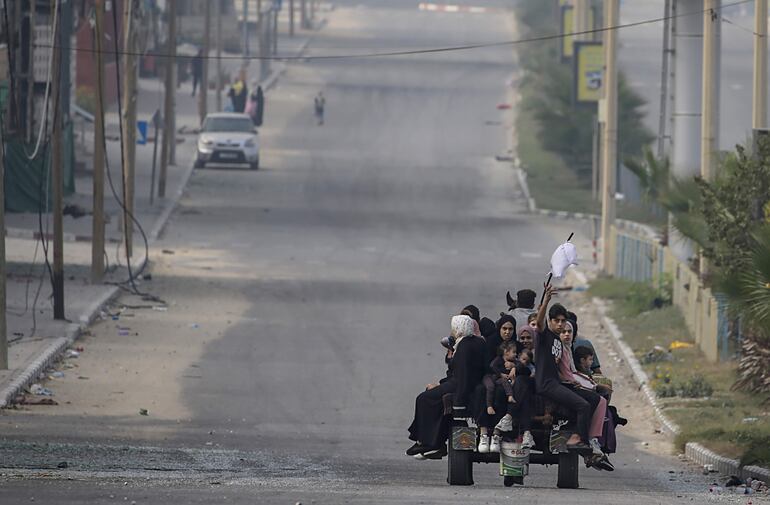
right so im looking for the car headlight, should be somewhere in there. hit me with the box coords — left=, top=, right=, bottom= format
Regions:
left=200, top=137, right=214, bottom=146
left=244, top=137, right=257, bottom=148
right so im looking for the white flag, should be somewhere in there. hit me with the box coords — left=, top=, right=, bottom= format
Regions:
left=550, top=242, right=578, bottom=279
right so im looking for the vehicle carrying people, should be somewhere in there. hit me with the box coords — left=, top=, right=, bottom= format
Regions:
left=405, top=276, right=624, bottom=488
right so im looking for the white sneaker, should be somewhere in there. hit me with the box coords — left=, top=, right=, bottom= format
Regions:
left=494, top=414, right=514, bottom=433
left=521, top=431, right=535, bottom=449
left=589, top=437, right=603, bottom=455
left=478, top=434, right=490, bottom=453
left=490, top=434, right=501, bottom=453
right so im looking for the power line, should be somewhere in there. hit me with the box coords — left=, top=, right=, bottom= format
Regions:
left=29, top=0, right=754, bottom=62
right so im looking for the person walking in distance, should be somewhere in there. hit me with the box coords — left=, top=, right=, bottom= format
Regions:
left=314, top=91, right=325, bottom=125
left=190, top=49, right=204, bottom=97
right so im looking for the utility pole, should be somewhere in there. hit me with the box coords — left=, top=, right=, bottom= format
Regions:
left=657, top=0, right=672, bottom=160
left=574, top=0, right=590, bottom=41
left=754, top=0, right=768, bottom=130
left=243, top=0, right=249, bottom=56
left=701, top=0, right=717, bottom=182
left=700, top=0, right=719, bottom=277
left=91, top=0, right=106, bottom=283
left=0, top=85, right=6, bottom=370
left=199, top=0, right=210, bottom=125
left=159, top=0, right=176, bottom=198
left=290, top=0, right=295, bottom=36
left=121, top=0, right=138, bottom=257
left=600, top=0, right=618, bottom=274
left=273, top=7, right=278, bottom=55
left=51, top=1, right=65, bottom=320
left=216, top=0, right=223, bottom=112
left=26, top=0, right=35, bottom=143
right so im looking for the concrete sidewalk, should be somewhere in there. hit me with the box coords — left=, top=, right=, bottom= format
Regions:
left=0, top=19, right=324, bottom=408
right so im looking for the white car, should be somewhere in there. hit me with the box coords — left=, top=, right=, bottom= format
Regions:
left=195, top=113, right=260, bottom=170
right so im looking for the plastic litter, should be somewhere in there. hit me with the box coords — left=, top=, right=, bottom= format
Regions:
left=118, top=328, right=130, bottom=336
left=669, top=340, right=694, bottom=351
left=50, top=371, right=65, bottom=379
left=190, top=323, right=200, bottom=329
left=742, top=417, right=759, bottom=424
left=641, top=345, right=672, bottom=364
left=66, top=350, right=80, bottom=358
left=29, top=384, right=54, bottom=396
left=152, top=306, right=168, bottom=312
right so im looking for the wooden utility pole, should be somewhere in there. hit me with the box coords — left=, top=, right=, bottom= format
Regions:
left=51, top=1, right=65, bottom=320
left=121, top=0, right=138, bottom=257
left=600, top=0, right=618, bottom=274
left=26, top=0, right=35, bottom=142
left=91, top=0, right=106, bottom=283
left=199, top=0, right=210, bottom=125
left=290, top=0, right=295, bottom=37
left=243, top=0, right=249, bottom=55
left=159, top=0, right=176, bottom=198
left=216, top=0, right=223, bottom=111
left=753, top=0, right=768, bottom=130
left=0, top=89, right=6, bottom=369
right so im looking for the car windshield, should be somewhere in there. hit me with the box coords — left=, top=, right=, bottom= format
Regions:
left=203, top=117, right=254, bottom=133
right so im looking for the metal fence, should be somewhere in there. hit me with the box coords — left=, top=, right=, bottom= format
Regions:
left=610, top=225, right=739, bottom=362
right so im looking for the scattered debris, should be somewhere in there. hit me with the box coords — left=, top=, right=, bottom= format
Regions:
left=640, top=345, right=672, bottom=364
left=63, top=204, right=90, bottom=219
left=669, top=340, right=694, bottom=351
left=703, top=464, right=716, bottom=474
left=190, top=323, right=200, bottom=329
left=29, top=384, right=54, bottom=397
left=162, top=249, right=175, bottom=255
left=57, top=462, right=68, bottom=469
left=66, top=350, right=80, bottom=358
left=77, top=376, right=90, bottom=380
left=152, top=306, right=168, bottom=312
left=139, top=408, right=149, bottom=416
left=725, top=476, right=744, bottom=487
left=742, top=417, right=759, bottom=424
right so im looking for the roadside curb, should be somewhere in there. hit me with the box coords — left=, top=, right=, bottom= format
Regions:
left=587, top=293, right=770, bottom=484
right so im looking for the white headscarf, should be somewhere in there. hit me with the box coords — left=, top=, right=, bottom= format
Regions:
left=451, top=314, right=476, bottom=349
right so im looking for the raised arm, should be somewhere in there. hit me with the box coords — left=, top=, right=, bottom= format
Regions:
left=536, top=283, right=555, bottom=333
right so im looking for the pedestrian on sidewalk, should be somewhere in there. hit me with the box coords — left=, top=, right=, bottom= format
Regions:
left=314, top=91, right=325, bottom=125
left=228, top=70, right=249, bottom=113
left=246, top=84, right=265, bottom=126
left=190, top=48, right=204, bottom=97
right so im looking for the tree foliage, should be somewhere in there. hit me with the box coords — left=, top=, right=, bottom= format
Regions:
left=625, top=140, right=770, bottom=400
left=516, top=0, right=654, bottom=185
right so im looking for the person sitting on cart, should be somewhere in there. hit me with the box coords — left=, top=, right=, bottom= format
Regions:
left=406, top=314, right=487, bottom=460
left=533, top=286, right=601, bottom=455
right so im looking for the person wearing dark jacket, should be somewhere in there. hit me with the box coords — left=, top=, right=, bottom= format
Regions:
left=407, top=315, right=487, bottom=459
left=190, top=49, right=203, bottom=97
left=485, top=314, right=516, bottom=365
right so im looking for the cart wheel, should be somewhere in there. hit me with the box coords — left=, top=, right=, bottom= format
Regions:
left=557, top=451, right=580, bottom=489
left=447, top=443, right=473, bottom=486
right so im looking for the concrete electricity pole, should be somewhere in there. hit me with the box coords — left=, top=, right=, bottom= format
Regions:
left=754, top=0, right=768, bottom=129
left=91, top=0, right=106, bottom=283
left=121, top=0, right=138, bottom=257
left=216, top=0, right=223, bottom=112
left=701, top=0, right=718, bottom=183
left=199, top=0, right=210, bottom=125
left=159, top=0, right=176, bottom=198
left=600, top=0, right=619, bottom=274
left=51, top=1, right=65, bottom=320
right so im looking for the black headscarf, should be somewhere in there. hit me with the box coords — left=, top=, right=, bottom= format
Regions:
left=479, top=317, right=497, bottom=340
left=462, top=304, right=480, bottom=323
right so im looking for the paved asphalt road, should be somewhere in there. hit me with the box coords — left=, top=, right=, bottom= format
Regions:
left=1, top=1, right=763, bottom=503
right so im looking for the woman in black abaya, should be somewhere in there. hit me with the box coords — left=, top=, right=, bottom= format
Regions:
left=406, top=314, right=487, bottom=459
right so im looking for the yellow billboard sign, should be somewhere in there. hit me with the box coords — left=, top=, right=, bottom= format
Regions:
left=561, top=6, right=575, bottom=61
left=574, top=41, right=604, bottom=103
